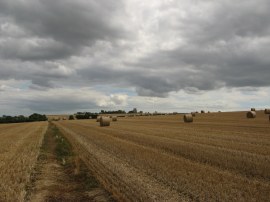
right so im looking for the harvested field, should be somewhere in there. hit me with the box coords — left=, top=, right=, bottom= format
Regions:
left=28, top=123, right=113, bottom=202
left=55, top=111, right=270, bottom=201
left=0, top=122, right=48, bottom=201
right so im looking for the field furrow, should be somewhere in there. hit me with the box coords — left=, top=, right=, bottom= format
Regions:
left=55, top=112, right=270, bottom=202
left=55, top=122, right=184, bottom=201
left=62, top=120, right=270, bottom=180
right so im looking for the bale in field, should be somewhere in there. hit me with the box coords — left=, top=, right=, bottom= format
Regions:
left=246, top=111, right=256, bottom=118
left=184, top=114, right=193, bottom=123
left=191, top=112, right=196, bottom=117
left=265, top=109, right=270, bottom=114
left=96, top=116, right=101, bottom=122
left=100, top=116, right=110, bottom=127
left=112, top=116, right=117, bottom=121
left=251, top=108, right=256, bottom=111
left=201, top=110, right=205, bottom=113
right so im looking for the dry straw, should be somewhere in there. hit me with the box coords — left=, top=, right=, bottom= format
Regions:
left=191, top=112, right=196, bottom=117
left=184, top=114, right=193, bottom=123
left=246, top=111, right=256, bottom=118
left=100, top=116, right=110, bottom=127
left=96, top=116, right=101, bottom=122
left=112, top=116, right=117, bottom=121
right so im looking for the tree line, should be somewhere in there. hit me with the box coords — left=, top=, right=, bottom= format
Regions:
left=100, top=110, right=126, bottom=114
left=0, top=113, right=48, bottom=124
left=74, top=110, right=127, bottom=120
left=74, top=112, right=98, bottom=120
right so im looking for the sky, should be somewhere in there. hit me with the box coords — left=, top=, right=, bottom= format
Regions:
left=0, top=0, right=270, bottom=115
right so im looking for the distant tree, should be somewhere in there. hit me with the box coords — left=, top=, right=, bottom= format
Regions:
left=29, top=113, right=47, bottom=122
left=74, top=112, right=100, bottom=119
left=100, top=110, right=126, bottom=114
left=75, top=114, right=86, bottom=119
left=0, top=113, right=47, bottom=124
left=90, top=114, right=98, bottom=119
left=69, top=115, right=74, bottom=120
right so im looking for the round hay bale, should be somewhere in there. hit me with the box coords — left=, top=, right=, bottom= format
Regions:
left=264, top=109, right=270, bottom=114
left=112, top=116, right=117, bottom=121
left=191, top=112, right=196, bottom=117
left=201, top=110, right=205, bottom=113
left=96, top=116, right=101, bottom=122
left=100, top=116, right=110, bottom=127
left=246, top=111, right=256, bottom=118
left=251, top=108, right=256, bottom=111
left=184, top=114, right=193, bottom=123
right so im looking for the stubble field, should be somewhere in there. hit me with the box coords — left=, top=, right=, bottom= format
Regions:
left=54, top=111, right=270, bottom=201
left=0, top=122, right=48, bottom=201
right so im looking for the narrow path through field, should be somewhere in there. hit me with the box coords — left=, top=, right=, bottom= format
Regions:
left=26, top=123, right=113, bottom=202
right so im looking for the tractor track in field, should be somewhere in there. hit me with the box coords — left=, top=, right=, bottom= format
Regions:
left=26, top=122, right=114, bottom=202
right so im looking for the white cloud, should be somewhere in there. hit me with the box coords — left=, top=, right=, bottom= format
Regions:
left=110, top=94, right=128, bottom=106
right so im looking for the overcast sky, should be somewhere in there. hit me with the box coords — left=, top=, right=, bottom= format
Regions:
left=0, top=0, right=270, bottom=115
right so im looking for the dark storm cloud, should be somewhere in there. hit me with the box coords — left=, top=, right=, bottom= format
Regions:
left=0, top=0, right=126, bottom=60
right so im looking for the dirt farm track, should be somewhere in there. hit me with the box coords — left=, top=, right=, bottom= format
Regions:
left=0, top=111, right=270, bottom=201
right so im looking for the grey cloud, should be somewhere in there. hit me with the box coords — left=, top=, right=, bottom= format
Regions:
left=135, top=87, right=168, bottom=98
left=78, top=66, right=197, bottom=97
left=25, top=98, right=95, bottom=112
left=1, top=0, right=270, bottom=99
left=18, top=89, right=105, bottom=113
left=0, top=60, right=74, bottom=89
left=0, top=38, right=75, bottom=61
left=176, top=1, right=270, bottom=44
left=130, top=41, right=270, bottom=96
left=126, top=0, right=270, bottom=96
left=0, top=0, right=127, bottom=60
left=31, top=77, right=55, bottom=89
